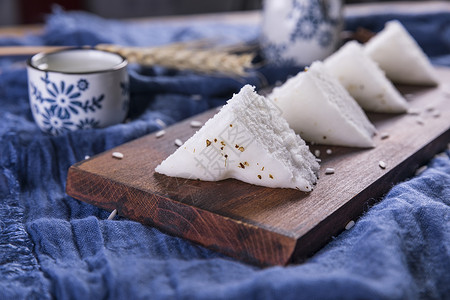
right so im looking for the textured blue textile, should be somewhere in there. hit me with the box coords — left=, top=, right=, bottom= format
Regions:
left=0, top=8, right=449, bottom=300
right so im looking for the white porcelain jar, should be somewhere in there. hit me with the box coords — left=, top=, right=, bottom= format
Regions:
left=260, top=0, right=343, bottom=66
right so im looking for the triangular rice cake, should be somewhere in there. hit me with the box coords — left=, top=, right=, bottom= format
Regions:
left=155, top=85, right=319, bottom=192
left=365, top=20, right=438, bottom=86
left=270, top=61, right=377, bottom=148
left=324, top=41, right=409, bottom=113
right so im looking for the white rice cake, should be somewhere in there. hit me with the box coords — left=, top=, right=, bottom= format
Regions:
left=270, top=61, right=377, bottom=148
left=324, top=41, right=409, bottom=113
left=155, top=85, right=319, bottom=192
left=365, top=20, right=439, bottom=86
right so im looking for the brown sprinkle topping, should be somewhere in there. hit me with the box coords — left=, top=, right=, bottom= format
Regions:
left=214, top=138, right=217, bottom=143
left=257, top=175, right=262, bottom=180
left=239, top=163, right=245, bottom=169
left=221, top=141, right=226, bottom=146
left=206, top=139, right=211, bottom=147
left=238, top=146, right=245, bottom=152
left=269, top=174, right=273, bottom=179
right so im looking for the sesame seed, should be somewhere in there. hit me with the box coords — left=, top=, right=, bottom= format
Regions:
left=379, top=160, right=387, bottom=169
left=190, top=120, right=202, bottom=128
left=112, top=152, right=124, bottom=159
left=175, top=139, right=183, bottom=147
left=107, top=209, right=118, bottom=220
left=345, top=220, right=355, bottom=230
left=326, top=149, right=332, bottom=155
left=325, top=168, right=335, bottom=175
left=155, top=130, right=166, bottom=138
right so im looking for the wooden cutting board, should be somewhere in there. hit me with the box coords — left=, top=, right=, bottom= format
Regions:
left=66, top=67, right=450, bottom=266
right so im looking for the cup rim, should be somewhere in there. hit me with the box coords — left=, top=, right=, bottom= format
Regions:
left=27, top=47, right=128, bottom=75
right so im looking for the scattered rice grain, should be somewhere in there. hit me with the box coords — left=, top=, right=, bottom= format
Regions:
left=155, top=118, right=166, bottom=128
left=326, top=149, right=332, bottom=155
left=107, top=209, right=118, bottom=220
left=112, top=152, right=124, bottom=159
left=314, top=149, right=321, bottom=157
left=415, top=165, right=428, bottom=176
left=174, top=139, right=183, bottom=147
left=325, top=168, right=335, bottom=175
left=345, top=220, right=355, bottom=230
left=190, top=120, right=203, bottom=128
left=408, top=109, right=420, bottom=115
left=380, top=132, right=390, bottom=140
left=155, top=130, right=166, bottom=138
left=379, top=160, right=387, bottom=169
left=404, top=93, right=414, bottom=100
left=434, top=152, right=447, bottom=159
left=191, top=94, right=202, bottom=101
left=84, top=155, right=90, bottom=160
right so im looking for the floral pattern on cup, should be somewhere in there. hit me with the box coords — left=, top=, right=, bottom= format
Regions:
left=27, top=48, right=129, bottom=136
left=29, top=73, right=129, bottom=135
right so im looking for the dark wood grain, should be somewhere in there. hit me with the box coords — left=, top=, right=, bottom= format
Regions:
left=66, top=67, right=450, bottom=266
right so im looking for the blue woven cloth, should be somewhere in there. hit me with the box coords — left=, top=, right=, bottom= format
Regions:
left=1, top=8, right=449, bottom=300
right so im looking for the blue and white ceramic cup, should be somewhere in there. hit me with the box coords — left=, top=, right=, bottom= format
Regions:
left=261, top=0, right=343, bottom=67
left=27, top=48, right=129, bottom=135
